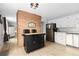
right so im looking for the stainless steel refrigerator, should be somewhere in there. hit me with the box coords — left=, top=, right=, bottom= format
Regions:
left=46, top=23, right=57, bottom=42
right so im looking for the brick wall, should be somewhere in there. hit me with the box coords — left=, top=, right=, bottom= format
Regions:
left=17, top=10, right=41, bottom=47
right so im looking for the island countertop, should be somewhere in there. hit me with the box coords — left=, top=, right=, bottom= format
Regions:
left=22, top=32, right=46, bottom=36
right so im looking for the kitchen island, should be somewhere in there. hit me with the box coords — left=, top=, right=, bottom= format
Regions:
left=22, top=33, right=46, bottom=53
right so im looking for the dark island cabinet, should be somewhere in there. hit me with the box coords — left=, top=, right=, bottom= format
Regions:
left=23, top=34, right=45, bottom=53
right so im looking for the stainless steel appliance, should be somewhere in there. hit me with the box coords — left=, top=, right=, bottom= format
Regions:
left=46, top=23, right=57, bottom=42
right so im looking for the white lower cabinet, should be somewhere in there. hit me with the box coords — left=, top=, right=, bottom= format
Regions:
left=55, top=32, right=79, bottom=48
left=66, top=34, right=73, bottom=46
left=66, top=34, right=79, bottom=48
left=73, top=35, right=79, bottom=47
left=55, top=32, right=66, bottom=45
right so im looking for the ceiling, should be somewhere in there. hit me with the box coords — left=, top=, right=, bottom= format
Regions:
left=0, top=3, right=79, bottom=22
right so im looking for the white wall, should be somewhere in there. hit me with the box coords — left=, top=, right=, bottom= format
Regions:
left=8, top=26, right=15, bottom=37
left=42, top=18, right=48, bottom=33
left=6, top=17, right=16, bottom=22
left=6, top=17, right=16, bottom=37
left=0, top=13, right=9, bottom=46
left=48, top=13, right=79, bottom=33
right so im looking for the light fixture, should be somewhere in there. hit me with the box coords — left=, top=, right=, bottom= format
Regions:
left=28, top=22, right=36, bottom=28
left=30, top=3, right=39, bottom=9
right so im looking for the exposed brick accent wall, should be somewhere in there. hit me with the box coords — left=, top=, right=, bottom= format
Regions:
left=17, top=10, right=41, bottom=47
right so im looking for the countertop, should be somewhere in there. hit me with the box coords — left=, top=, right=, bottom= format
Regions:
left=56, top=31, right=79, bottom=34
left=22, top=32, right=46, bottom=36
left=57, top=27, right=79, bottom=34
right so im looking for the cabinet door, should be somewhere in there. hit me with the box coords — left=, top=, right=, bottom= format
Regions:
left=33, top=35, right=44, bottom=48
left=66, top=34, right=73, bottom=46
left=24, top=36, right=34, bottom=52
left=55, top=32, right=66, bottom=45
left=73, top=35, right=79, bottom=47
